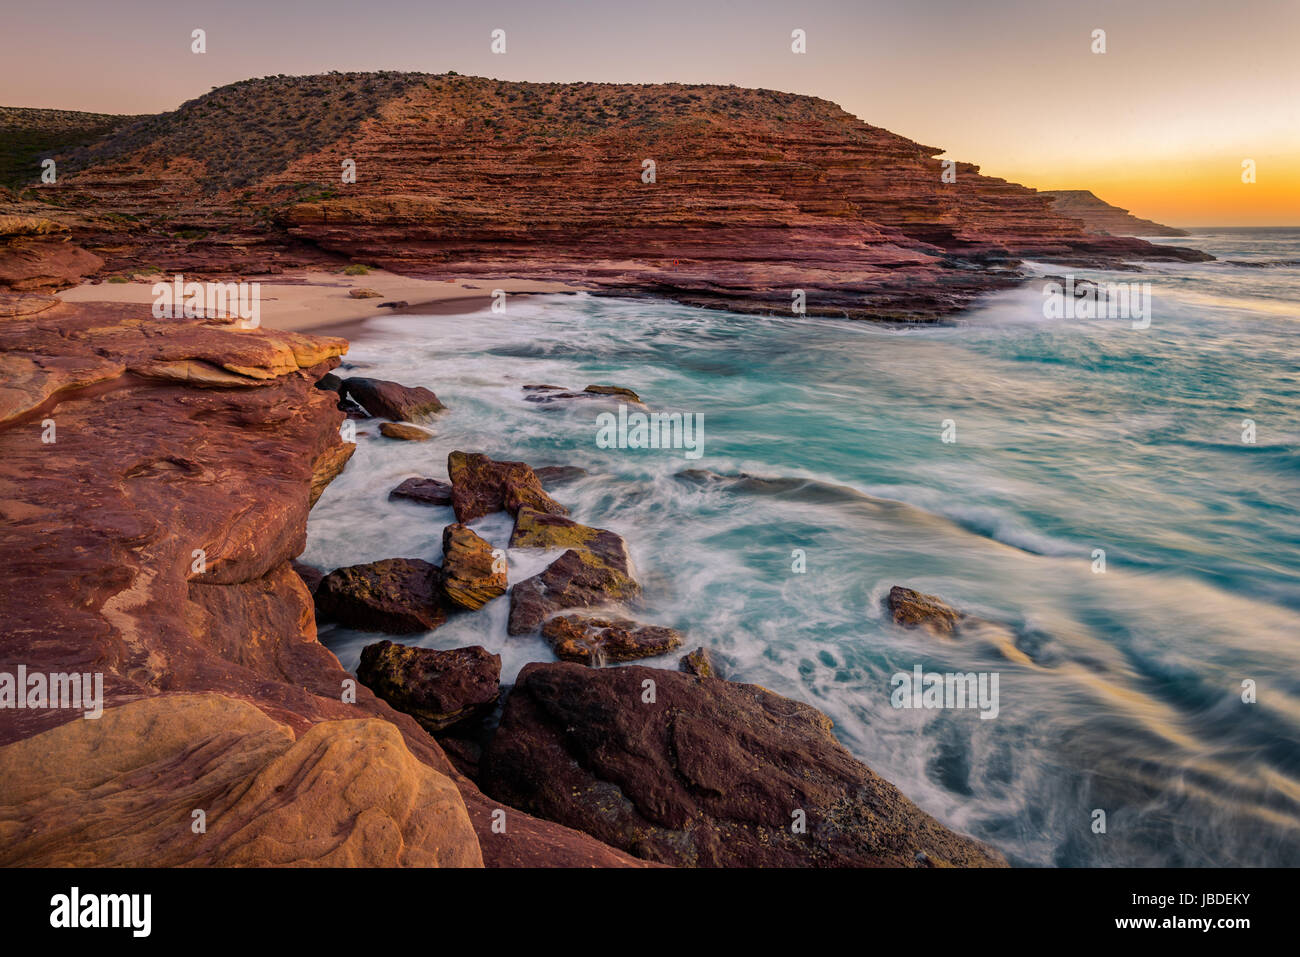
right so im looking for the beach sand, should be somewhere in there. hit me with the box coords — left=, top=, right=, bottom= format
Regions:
left=56, top=269, right=595, bottom=335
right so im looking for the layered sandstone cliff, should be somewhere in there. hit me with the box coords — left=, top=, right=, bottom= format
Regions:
left=3, top=73, right=1209, bottom=319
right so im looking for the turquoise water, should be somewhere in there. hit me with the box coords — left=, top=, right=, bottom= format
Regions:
left=305, top=228, right=1300, bottom=866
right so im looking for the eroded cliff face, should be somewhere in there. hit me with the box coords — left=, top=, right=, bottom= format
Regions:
left=7, top=74, right=1209, bottom=318
left=0, top=299, right=648, bottom=867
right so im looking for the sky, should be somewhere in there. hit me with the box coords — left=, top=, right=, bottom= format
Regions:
left=2, top=0, right=1296, bottom=225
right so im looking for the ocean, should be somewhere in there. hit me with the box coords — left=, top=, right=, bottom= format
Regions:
left=303, top=227, right=1300, bottom=866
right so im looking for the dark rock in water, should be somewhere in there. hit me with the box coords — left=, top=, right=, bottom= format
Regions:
left=379, top=421, right=432, bottom=441
left=290, top=559, right=324, bottom=595
left=342, top=377, right=445, bottom=421
left=389, top=477, right=453, bottom=506
left=357, top=641, right=500, bottom=733
left=315, top=372, right=344, bottom=392
left=315, top=558, right=445, bottom=634
left=481, top=663, right=1007, bottom=868
left=679, top=646, right=721, bottom=678
left=507, top=507, right=639, bottom=635
left=377, top=300, right=409, bottom=309
left=440, top=524, right=507, bottom=610
left=886, top=585, right=964, bottom=637
left=533, top=465, right=588, bottom=488
left=522, top=383, right=644, bottom=406
left=508, top=550, right=640, bottom=636
left=447, top=451, right=567, bottom=523
left=583, top=384, right=642, bottom=403
left=542, top=615, right=682, bottom=664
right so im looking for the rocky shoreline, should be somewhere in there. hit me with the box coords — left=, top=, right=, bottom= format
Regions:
left=0, top=296, right=1005, bottom=867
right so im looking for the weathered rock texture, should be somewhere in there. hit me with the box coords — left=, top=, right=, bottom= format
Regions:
left=315, top=558, right=446, bottom=633
left=357, top=641, right=500, bottom=733
left=0, top=299, right=648, bottom=868
left=3, top=74, right=1210, bottom=319
left=508, top=509, right=641, bottom=635
left=482, top=663, right=1006, bottom=867
left=440, top=523, right=507, bottom=610
left=886, top=585, right=965, bottom=637
left=448, top=451, right=568, bottom=523
left=542, top=614, right=682, bottom=664
left=342, top=376, right=445, bottom=421
left=1041, top=190, right=1187, bottom=237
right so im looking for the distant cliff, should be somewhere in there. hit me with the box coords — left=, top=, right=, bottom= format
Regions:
left=1040, top=189, right=1187, bottom=237
left=2, top=73, right=1210, bottom=319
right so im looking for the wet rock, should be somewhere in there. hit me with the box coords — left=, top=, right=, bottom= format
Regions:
left=378, top=300, right=409, bottom=309
left=447, top=451, right=567, bottom=523
left=680, top=646, right=721, bottom=678
left=507, top=507, right=640, bottom=635
left=508, top=506, right=626, bottom=556
left=584, top=384, right=642, bottom=403
left=380, top=421, right=433, bottom=441
left=542, top=614, right=682, bottom=664
left=522, top=383, right=644, bottom=406
left=389, top=477, right=453, bottom=506
left=357, top=640, right=501, bottom=733
left=508, top=552, right=640, bottom=636
left=440, top=524, right=507, bottom=610
left=481, top=663, right=1007, bottom=868
left=315, top=558, right=445, bottom=634
left=886, top=585, right=965, bottom=637
left=290, top=559, right=324, bottom=595
left=342, top=376, right=445, bottom=421
left=315, top=372, right=344, bottom=392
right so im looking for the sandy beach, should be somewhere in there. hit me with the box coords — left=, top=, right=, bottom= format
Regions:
left=56, top=269, right=595, bottom=335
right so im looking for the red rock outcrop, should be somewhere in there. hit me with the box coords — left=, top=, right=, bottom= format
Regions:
left=4, top=74, right=1210, bottom=318
left=0, top=299, right=650, bottom=868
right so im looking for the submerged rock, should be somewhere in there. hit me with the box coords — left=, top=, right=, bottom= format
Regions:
left=481, top=663, right=1007, bottom=868
left=342, top=376, right=445, bottom=421
left=447, top=451, right=567, bottom=523
left=389, top=477, right=453, bottom=506
left=583, top=384, right=642, bottom=403
left=542, top=615, right=682, bottom=664
left=886, top=585, right=965, bottom=637
left=440, top=524, right=507, bottom=610
left=357, top=641, right=501, bottom=733
left=533, top=465, right=588, bottom=488
left=315, top=558, right=445, bottom=634
left=380, top=421, right=433, bottom=441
